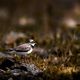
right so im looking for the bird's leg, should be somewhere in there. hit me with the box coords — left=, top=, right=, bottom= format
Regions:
left=21, top=56, right=26, bottom=63
left=26, top=55, right=31, bottom=63
left=20, top=56, right=31, bottom=63
left=24, top=56, right=31, bottom=63
left=24, top=56, right=27, bottom=63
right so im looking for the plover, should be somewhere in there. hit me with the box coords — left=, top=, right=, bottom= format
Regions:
left=8, top=39, right=36, bottom=57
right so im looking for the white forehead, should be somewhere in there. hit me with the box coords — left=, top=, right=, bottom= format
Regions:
left=29, top=39, right=34, bottom=42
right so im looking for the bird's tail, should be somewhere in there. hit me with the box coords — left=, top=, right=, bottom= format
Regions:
left=7, top=48, right=14, bottom=51
left=6, top=48, right=15, bottom=54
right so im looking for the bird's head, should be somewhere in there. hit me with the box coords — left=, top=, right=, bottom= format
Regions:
left=29, top=39, right=36, bottom=47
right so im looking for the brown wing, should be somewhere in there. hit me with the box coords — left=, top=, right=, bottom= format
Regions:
left=15, top=44, right=31, bottom=52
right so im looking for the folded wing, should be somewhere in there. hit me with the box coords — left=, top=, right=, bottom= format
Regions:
left=14, top=44, right=31, bottom=52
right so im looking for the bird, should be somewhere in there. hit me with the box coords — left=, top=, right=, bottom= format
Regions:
left=7, top=39, right=36, bottom=62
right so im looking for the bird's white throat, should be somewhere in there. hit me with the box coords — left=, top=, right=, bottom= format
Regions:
left=29, top=43, right=36, bottom=47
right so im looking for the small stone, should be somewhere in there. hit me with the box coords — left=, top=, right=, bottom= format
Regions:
left=22, top=63, right=43, bottom=75
left=0, top=58, right=15, bottom=70
left=33, top=47, right=48, bottom=58
left=8, top=78, right=13, bottom=80
left=11, top=69, right=21, bottom=76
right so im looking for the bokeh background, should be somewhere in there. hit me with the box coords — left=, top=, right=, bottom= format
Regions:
left=0, top=0, right=79, bottom=46
left=0, top=0, right=79, bottom=50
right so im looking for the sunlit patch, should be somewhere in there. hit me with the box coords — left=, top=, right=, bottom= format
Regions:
left=58, top=67, right=79, bottom=74
left=62, top=18, right=77, bottom=28
left=18, top=17, right=35, bottom=26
